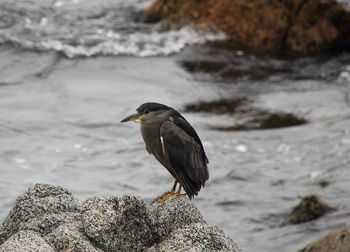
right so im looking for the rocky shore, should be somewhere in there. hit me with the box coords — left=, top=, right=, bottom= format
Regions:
left=145, top=0, right=350, bottom=56
left=0, top=184, right=241, bottom=252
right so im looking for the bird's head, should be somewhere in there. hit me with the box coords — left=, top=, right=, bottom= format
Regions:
left=120, top=102, right=172, bottom=124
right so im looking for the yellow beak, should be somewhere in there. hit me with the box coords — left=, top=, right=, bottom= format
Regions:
left=120, top=113, right=142, bottom=123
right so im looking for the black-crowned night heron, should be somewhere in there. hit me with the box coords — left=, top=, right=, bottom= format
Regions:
left=121, top=102, right=209, bottom=202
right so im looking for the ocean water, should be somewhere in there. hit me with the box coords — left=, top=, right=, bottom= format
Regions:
left=0, top=0, right=225, bottom=57
left=1, top=1, right=350, bottom=251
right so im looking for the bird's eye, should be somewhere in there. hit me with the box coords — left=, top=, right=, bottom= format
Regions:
left=144, top=110, right=150, bottom=114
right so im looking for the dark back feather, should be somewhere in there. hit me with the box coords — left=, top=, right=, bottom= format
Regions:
left=170, top=109, right=209, bottom=164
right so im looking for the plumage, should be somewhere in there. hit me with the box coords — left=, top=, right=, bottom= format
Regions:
left=160, top=120, right=208, bottom=198
left=121, top=102, right=209, bottom=200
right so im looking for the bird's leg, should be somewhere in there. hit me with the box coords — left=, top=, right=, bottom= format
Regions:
left=172, top=184, right=186, bottom=199
left=176, top=184, right=182, bottom=194
left=159, top=183, right=186, bottom=203
left=171, top=180, right=178, bottom=193
left=153, top=180, right=186, bottom=203
left=152, top=180, right=177, bottom=203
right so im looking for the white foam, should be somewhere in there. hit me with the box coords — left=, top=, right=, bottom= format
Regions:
left=34, top=27, right=227, bottom=58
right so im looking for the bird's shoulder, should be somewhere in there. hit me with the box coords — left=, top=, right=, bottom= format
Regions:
left=166, top=111, right=198, bottom=142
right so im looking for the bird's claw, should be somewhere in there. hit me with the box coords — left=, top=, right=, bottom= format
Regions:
left=152, top=191, right=186, bottom=203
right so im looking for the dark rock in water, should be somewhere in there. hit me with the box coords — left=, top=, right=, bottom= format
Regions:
left=300, top=228, right=350, bottom=252
left=181, top=60, right=231, bottom=75
left=184, top=97, right=248, bottom=114
left=282, top=195, right=333, bottom=226
left=180, top=57, right=293, bottom=82
left=221, top=111, right=308, bottom=131
left=185, top=98, right=307, bottom=130
left=254, top=113, right=307, bottom=129
left=0, top=184, right=242, bottom=252
left=144, top=0, right=350, bottom=56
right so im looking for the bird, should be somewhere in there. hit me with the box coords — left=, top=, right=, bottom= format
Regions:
left=121, top=102, right=209, bottom=202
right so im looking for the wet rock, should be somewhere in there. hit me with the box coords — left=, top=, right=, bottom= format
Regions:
left=149, top=197, right=205, bottom=241
left=0, top=184, right=242, bottom=251
left=216, top=111, right=307, bottom=131
left=282, top=195, right=333, bottom=225
left=184, top=97, right=248, bottom=114
left=145, top=0, right=350, bottom=55
left=300, top=228, right=350, bottom=252
left=146, top=223, right=241, bottom=252
left=185, top=98, right=307, bottom=131
left=0, top=230, right=55, bottom=252
left=180, top=58, right=293, bottom=82
left=81, top=195, right=155, bottom=252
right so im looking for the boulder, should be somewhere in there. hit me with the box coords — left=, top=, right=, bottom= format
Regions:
left=300, top=228, right=350, bottom=252
left=81, top=195, right=155, bottom=252
left=0, top=183, right=81, bottom=244
left=0, top=230, right=55, bottom=252
left=144, top=0, right=350, bottom=55
left=146, top=223, right=241, bottom=252
left=282, top=195, right=333, bottom=226
left=149, top=197, right=206, bottom=241
left=0, top=184, right=241, bottom=252
left=184, top=97, right=307, bottom=130
left=46, top=223, right=103, bottom=252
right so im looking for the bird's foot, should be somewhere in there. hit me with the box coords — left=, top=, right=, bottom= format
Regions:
left=152, top=191, right=172, bottom=203
left=152, top=191, right=186, bottom=203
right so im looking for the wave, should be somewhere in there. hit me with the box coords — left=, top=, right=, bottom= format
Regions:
left=0, top=28, right=227, bottom=58
left=0, top=0, right=226, bottom=58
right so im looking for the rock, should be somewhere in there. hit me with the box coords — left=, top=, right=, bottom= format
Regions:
left=184, top=98, right=307, bottom=130
left=20, top=213, right=81, bottom=237
left=144, top=0, right=350, bottom=55
left=0, top=184, right=241, bottom=252
left=146, top=223, right=241, bottom=252
left=282, top=195, right=333, bottom=225
left=184, top=97, right=248, bottom=114
left=46, top=223, right=103, bottom=252
left=0, top=230, right=55, bottom=252
left=81, top=195, right=155, bottom=252
left=220, top=112, right=307, bottom=131
left=300, top=228, right=350, bottom=252
left=149, top=197, right=205, bottom=241
left=0, top=183, right=81, bottom=244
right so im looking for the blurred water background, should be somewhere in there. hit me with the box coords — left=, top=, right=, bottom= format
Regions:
left=1, top=0, right=350, bottom=251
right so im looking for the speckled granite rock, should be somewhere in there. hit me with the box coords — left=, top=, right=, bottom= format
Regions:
left=149, top=197, right=205, bottom=241
left=81, top=195, right=155, bottom=251
left=146, top=223, right=241, bottom=252
left=0, top=183, right=81, bottom=245
left=0, top=184, right=242, bottom=252
left=46, top=223, right=103, bottom=252
left=0, top=230, right=55, bottom=252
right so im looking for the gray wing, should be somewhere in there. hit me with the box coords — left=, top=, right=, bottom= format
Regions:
left=160, top=120, right=209, bottom=198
